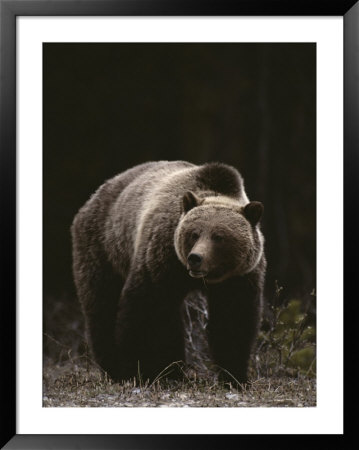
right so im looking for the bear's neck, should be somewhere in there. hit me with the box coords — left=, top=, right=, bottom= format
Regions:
left=201, top=194, right=248, bottom=208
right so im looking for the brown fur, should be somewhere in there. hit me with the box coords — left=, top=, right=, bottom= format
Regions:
left=71, top=161, right=266, bottom=383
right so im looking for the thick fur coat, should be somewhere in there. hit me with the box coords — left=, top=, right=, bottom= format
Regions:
left=71, top=161, right=266, bottom=383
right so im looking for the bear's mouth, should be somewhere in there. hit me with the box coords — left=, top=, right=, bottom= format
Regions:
left=189, top=270, right=208, bottom=278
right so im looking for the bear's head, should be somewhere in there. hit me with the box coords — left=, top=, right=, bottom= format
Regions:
left=174, top=191, right=264, bottom=283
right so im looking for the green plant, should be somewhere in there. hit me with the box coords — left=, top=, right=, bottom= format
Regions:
left=251, top=284, right=316, bottom=378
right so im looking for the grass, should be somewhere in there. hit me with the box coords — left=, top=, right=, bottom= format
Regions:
left=43, top=285, right=316, bottom=407
left=43, top=362, right=316, bottom=407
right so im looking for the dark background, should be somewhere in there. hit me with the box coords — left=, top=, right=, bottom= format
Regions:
left=43, top=43, right=316, bottom=317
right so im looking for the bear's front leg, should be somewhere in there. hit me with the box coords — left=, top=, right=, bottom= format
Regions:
left=207, top=274, right=262, bottom=385
left=114, top=272, right=188, bottom=382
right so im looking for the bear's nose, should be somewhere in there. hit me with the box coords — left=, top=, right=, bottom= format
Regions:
left=187, top=253, right=203, bottom=269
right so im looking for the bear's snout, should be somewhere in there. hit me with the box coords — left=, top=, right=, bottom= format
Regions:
left=187, top=252, right=203, bottom=269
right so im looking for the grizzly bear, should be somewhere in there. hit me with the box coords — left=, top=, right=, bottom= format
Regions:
left=71, top=161, right=266, bottom=383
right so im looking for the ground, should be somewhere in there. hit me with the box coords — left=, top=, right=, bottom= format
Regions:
left=43, top=360, right=316, bottom=408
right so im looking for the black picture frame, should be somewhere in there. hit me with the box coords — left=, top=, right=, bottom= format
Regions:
left=1, top=0, right=357, bottom=448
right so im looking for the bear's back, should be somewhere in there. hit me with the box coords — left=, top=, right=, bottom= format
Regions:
left=74, top=161, right=248, bottom=278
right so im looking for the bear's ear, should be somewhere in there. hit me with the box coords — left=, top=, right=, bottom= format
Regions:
left=182, top=191, right=203, bottom=213
left=243, top=201, right=263, bottom=226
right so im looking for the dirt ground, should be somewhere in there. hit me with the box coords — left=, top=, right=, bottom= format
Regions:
left=43, top=361, right=316, bottom=408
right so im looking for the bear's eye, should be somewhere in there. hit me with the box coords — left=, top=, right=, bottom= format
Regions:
left=191, top=231, right=200, bottom=241
left=212, top=233, right=224, bottom=243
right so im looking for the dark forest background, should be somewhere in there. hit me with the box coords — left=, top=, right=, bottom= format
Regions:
left=43, top=43, right=316, bottom=331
